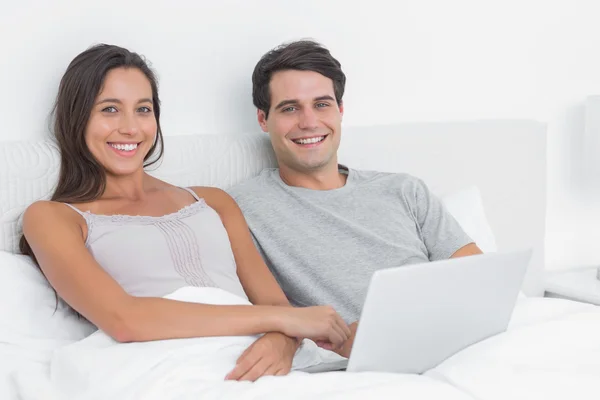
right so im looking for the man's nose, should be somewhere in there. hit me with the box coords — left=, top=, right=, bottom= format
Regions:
left=298, top=108, right=318, bottom=130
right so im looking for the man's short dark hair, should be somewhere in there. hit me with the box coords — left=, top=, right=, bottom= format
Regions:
left=252, top=40, right=346, bottom=118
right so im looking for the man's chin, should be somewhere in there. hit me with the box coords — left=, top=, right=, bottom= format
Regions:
left=294, top=164, right=329, bottom=174
left=288, top=157, right=336, bottom=172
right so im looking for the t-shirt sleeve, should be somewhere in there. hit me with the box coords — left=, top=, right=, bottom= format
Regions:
left=409, top=177, right=474, bottom=261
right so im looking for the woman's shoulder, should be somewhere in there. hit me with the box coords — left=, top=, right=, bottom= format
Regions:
left=23, top=200, right=85, bottom=235
left=187, top=186, right=238, bottom=213
left=188, top=186, right=228, bottom=199
left=25, top=200, right=73, bottom=217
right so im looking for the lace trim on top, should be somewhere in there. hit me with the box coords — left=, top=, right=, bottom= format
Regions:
left=82, top=198, right=208, bottom=226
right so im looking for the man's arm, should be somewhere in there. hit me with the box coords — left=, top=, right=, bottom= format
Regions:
left=450, top=242, right=483, bottom=258
left=407, top=177, right=477, bottom=261
left=333, top=244, right=482, bottom=359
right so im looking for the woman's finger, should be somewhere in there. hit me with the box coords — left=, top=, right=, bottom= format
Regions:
left=336, top=316, right=352, bottom=339
left=327, top=326, right=344, bottom=347
left=317, top=341, right=335, bottom=351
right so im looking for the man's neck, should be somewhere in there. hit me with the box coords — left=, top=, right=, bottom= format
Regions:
left=278, top=164, right=348, bottom=191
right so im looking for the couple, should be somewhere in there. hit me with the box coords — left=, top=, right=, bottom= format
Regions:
left=20, top=40, right=482, bottom=382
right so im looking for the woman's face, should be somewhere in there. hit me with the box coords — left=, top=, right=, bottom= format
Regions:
left=85, top=67, right=157, bottom=177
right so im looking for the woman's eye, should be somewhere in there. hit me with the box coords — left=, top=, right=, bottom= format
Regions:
left=102, top=106, right=118, bottom=113
left=138, top=106, right=152, bottom=113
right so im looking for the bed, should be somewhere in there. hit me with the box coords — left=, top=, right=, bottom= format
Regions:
left=1, top=121, right=599, bottom=400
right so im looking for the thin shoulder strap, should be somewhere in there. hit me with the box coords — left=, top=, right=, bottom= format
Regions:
left=181, top=187, right=201, bottom=201
left=63, top=203, right=87, bottom=216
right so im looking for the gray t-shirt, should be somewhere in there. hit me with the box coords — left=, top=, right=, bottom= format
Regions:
left=228, top=166, right=473, bottom=322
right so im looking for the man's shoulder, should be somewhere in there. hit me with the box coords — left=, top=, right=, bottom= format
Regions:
left=350, top=168, right=424, bottom=191
left=227, top=168, right=280, bottom=204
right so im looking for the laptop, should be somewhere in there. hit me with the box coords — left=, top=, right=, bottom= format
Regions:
left=300, top=249, right=532, bottom=374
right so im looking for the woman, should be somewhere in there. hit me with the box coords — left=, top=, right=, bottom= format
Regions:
left=20, top=44, right=350, bottom=382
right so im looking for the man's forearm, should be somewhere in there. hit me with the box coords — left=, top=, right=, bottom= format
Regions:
left=450, top=243, right=483, bottom=258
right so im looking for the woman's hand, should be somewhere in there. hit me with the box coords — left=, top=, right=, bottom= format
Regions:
left=225, top=332, right=298, bottom=381
left=329, top=321, right=358, bottom=358
left=279, top=306, right=351, bottom=349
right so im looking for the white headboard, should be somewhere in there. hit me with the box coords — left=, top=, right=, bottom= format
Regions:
left=339, top=120, right=547, bottom=296
left=0, top=119, right=546, bottom=295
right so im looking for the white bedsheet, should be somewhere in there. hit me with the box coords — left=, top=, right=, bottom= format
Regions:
left=427, top=297, right=600, bottom=400
left=0, top=344, right=49, bottom=400
left=8, top=289, right=600, bottom=400
left=11, top=287, right=474, bottom=400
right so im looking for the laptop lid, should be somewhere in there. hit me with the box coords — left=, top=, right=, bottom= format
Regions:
left=346, top=249, right=532, bottom=374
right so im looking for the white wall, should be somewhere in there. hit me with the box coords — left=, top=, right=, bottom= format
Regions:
left=1, top=0, right=599, bottom=271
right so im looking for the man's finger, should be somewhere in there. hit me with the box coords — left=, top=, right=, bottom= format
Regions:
left=261, top=364, right=280, bottom=378
left=225, top=353, right=262, bottom=381
left=234, top=338, right=262, bottom=365
left=236, top=342, right=255, bottom=361
left=238, top=358, right=270, bottom=382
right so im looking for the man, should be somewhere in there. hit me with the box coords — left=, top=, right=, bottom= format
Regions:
left=228, top=40, right=482, bottom=358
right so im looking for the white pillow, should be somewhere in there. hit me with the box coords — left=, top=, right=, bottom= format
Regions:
left=0, top=251, right=96, bottom=359
left=441, top=186, right=497, bottom=253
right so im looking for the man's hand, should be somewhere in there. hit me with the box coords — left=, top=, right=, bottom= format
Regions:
left=225, top=332, right=299, bottom=381
left=330, top=321, right=358, bottom=358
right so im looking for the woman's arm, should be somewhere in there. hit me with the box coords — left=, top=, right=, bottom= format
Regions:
left=198, top=187, right=294, bottom=308
left=199, top=188, right=354, bottom=345
left=199, top=187, right=322, bottom=381
left=23, top=201, right=349, bottom=344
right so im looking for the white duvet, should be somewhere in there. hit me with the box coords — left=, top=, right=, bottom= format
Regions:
left=10, top=288, right=600, bottom=400
left=429, top=297, right=600, bottom=400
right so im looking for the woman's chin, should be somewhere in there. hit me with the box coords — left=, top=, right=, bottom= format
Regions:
left=104, top=164, right=145, bottom=178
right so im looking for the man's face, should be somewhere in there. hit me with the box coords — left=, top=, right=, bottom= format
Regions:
left=258, top=70, right=343, bottom=174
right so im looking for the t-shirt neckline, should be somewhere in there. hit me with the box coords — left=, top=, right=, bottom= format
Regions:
left=270, top=164, right=355, bottom=196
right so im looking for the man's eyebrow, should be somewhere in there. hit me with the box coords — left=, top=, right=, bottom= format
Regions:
left=274, top=95, right=335, bottom=110
left=95, top=98, right=153, bottom=105
left=274, top=99, right=298, bottom=110
left=314, top=95, right=335, bottom=102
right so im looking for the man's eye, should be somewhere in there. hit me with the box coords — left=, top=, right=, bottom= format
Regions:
left=138, top=106, right=152, bottom=113
left=282, top=106, right=297, bottom=113
left=316, top=103, right=329, bottom=108
left=102, top=106, right=118, bottom=113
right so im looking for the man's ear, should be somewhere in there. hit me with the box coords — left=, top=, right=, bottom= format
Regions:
left=339, top=101, right=344, bottom=118
left=257, top=109, right=269, bottom=133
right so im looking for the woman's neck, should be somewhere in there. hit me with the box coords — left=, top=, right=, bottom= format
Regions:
left=102, top=170, right=157, bottom=201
